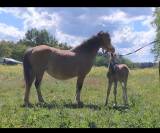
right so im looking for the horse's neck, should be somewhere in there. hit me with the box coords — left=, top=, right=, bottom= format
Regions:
left=109, top=60, right=117, bottom=72
left=72, top=41, right=100, bottom=56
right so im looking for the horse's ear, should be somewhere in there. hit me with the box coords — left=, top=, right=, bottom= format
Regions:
left=98, top=31, right=104, bottom=36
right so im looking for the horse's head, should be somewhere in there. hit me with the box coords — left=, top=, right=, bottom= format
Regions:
left=97, top=31, right=115, bottom=53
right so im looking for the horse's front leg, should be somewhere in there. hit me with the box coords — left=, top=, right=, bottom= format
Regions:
left=121, top=82, right=128, bottom=106
left=35, top=72, right=45, bottom=104
left=105, top=80, right=112, bottom=106
left=75, top=76, right=85, bottom=107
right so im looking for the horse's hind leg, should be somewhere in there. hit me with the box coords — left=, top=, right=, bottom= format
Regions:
left=113, top=81, right=118, bottom=106
left=76, top=76, right=85, bottom=107
left=24, top=73, right=35, bottom=107
left=35, top=71, right=45, bottom=103
left=121, top=81, right=128, bottom=106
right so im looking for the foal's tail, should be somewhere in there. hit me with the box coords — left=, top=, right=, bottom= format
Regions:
left=23, top=48, right=33, bottom=86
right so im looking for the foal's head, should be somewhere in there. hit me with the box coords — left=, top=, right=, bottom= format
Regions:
left=97, top=31, right=115, bottom=53
left=110, top=53, right=117, bottom=60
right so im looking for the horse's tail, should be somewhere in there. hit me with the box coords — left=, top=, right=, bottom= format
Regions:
left=23, top=48, right=33, bottom=86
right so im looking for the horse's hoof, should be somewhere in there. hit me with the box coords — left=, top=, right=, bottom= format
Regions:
left=105, top=102, right=108, bottom=106
left=77, top=101, right=84, bottom=108
left=113, top=103, right=117, bottom=108
left=22, top=102, right=33, bottom=108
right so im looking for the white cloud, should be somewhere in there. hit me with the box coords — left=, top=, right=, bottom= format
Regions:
left=23, top=8, right=61, bottom=30
left=99, top=10, right=146, bottom=24
left=0, top=7, right=28, bottom=19
left=77, top=14, right=88, bottom=20
left=112, top=26, right=135, bottom=44
left=142, top=15, right=155, bottom=29
left=0, top=7, right=61, bottom=31
left=0, top=22, right=24, bottom=40
left=112, top=14, right=156, bottom=60
left=55, top=30, right=86, bottom=46
left=151, top=7, right=156, bottom=12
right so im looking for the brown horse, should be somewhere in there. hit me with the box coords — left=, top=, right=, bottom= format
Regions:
left=105, top=53, right=129, bottom=107
left=23, top=31, right=115, bottom=107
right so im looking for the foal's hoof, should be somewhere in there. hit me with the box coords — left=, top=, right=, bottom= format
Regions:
left=124, top=104, right=129, bottom=109
left=37, top=101, right=47, bottom=107
left=77, top=101, right=84, bottom=108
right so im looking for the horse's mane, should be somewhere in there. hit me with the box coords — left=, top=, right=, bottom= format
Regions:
left=71, top=34, right=100, bottom=53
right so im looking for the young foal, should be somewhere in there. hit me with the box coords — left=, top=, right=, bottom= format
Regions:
left=105, top=53, right=129, bottom=107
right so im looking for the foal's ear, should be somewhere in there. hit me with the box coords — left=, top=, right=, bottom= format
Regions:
left=111, top=53, right=114, bottom=57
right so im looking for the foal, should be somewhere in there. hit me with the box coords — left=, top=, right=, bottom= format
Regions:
left=105, top=53, right=129, bottom=106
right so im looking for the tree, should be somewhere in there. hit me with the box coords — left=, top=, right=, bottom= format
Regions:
left=118, top=55, right=134, bottom=68
left=94, top=54, right=109, bottom=66
left=0, top=41, right=13, bottom=57
left=0, top=28, right=72, bottom=62
left=19, top=28, right=72, bottom=50
left=20, top=28, right=59, bottom=47
left=11, top=44, right=27, bottom=61
left=152, top=8, right=160, bottom=61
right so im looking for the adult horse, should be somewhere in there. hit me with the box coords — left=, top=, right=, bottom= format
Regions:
left=23, top=31, right=115, bottom=107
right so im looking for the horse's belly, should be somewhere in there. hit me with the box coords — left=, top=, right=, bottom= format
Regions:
left=46, top=67, right=78, bottom=80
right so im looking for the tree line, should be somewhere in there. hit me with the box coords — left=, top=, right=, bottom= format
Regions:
left=0, top=28, right=158, bottom=68
left=0, top=28, right=72, bottom=61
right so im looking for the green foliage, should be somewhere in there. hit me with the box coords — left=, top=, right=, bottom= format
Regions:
left=152, top=8, right=160, bottom=61
left=10, top=44, right=27, bottom=61
left=20, top=28, right=59, bottom=47
left=0, top=28, right=72, bottom=61
left=0, top=65, right=159, bottom=128
left=94, top=55, right=109, bottom=67
left=118, top=55, right=135, bottom=68
left=0, top=41, right=13, bottom=57
left=94, top=53, right=136, bottom=68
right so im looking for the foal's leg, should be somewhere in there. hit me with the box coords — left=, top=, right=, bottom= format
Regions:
left=24, top=73, right=35, bottom=107
left=35, top=71, right=45, bottom=103
left=76, top=76, right=85, bottom=106
left=121, top=81, right=128, bottom=106
left=105, top=80, right=112, bottom=106
left=113, top=81, right=118, bottom=106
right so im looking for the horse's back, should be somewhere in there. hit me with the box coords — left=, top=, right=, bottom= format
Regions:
left=117, top=64, right=129, bottom=73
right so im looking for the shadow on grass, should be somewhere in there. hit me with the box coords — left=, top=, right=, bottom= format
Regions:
left=108, top=104, right=130, bottom=112
left=21, top=101, right=130, bottom=112
left=63, top=103, right=101, bottom=110
left=21, top=101, right=101, bottom=110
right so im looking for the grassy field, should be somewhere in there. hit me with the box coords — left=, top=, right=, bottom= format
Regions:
left=0, top=65, right=159, bottom=128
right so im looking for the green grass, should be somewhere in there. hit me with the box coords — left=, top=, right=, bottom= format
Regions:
left=0, top=65, right=159, bottom=128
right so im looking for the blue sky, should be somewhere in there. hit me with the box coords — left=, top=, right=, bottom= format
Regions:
left=0, top=7, right=156, bottom=62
